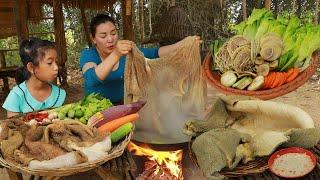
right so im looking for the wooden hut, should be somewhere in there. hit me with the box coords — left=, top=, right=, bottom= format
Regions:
left=0, top=0, right=134, bottom=89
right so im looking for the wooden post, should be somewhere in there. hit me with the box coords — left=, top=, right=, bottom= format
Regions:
left=264, top=0, right=271, bottom=10
left=138, top=0, right=145, bottom=42
left=243, top=0, right=247, bottom=20
left=0, top=51, right=9, bottom=92
left=80, top=0, right=92, bottom=47
left=315, top=0, right=319, bottom=24
left=53, top=0, right=68, bottom=87
left=13, top=0, right=29, bottom=43
left=121, top=0, right=134, bottom=40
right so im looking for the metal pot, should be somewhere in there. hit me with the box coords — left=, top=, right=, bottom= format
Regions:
left=132, top=128, right=191, bottom=145
left=131, top=139, right=188, bottom=151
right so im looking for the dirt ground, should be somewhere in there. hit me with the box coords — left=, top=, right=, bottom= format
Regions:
left=0, top=70, right=319, bottom=179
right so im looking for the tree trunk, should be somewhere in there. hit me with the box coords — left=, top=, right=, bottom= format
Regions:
left=315, top=0, right=319, bottom=24
left=264, top=0, right=271, bottom=10
left=297, top=0, right=302, bottom=18
left=121, top=0, right=134, bottom=40
left=170, top=0, right=175, bottom=7
left=13, top=0, right=29, bottom=43
left=254, top=0, right=261, bottom=9
left=138, top=0, right=145, bottom=41
left=220, top=0, right=227, bottom=31
left=149, top=0, right=153, bottom=36
left=291, top=0, right=297, bottom=15
left=53, top=0, right=68, bottom=87
left=80, top=0, right=92, bottom=47
left=243, top=0, right=247, bottom=20
left=274, top=0, right=278, bottom=16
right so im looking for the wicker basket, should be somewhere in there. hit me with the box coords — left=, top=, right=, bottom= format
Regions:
left=0, top=131, right=133, bottom=177
left=188, top=139, right=269, bottom=177
left=203, top=51, right=319, bottom=100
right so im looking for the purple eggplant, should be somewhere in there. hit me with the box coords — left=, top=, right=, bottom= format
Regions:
left=88, top=100, right=146, bottom=128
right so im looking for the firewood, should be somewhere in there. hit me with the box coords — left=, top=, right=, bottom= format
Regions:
left=116, top=155, right=124, bottom=171
left=111, top=159, right=117, bottom=172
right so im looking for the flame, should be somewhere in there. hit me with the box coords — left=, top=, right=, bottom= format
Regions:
left=128, top=142, right=183, bottom=179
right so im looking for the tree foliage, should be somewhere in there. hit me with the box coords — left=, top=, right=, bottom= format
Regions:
left=0, top=0, right=319, bottom=68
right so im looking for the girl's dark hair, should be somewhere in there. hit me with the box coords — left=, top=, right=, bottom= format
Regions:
left=89, top=14, right=116, bottom=37
left=16, top=37, right=55, bottom=84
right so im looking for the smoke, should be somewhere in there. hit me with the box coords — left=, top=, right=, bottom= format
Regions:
left=134, top=66, right=205, bottom=144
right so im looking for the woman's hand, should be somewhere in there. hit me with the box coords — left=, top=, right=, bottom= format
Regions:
left=158, top=35, right=203, bottom=57
left=113, top=40, right=133, bottom=57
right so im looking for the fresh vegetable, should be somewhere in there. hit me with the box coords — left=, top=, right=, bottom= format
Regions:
left=98, top=113, right=139, bottom=133
left=285, top=68, right=300, bottom=83
left=25, top=112, right=48, bottom=121
left=111, top=122, right=133, bottom=143
left=215, top=36, right=253, bottom=74
left=24, top=112, right=52, bottom=125
left=232, top=76, right=253, bottom=90
left=231, top=8, right=320, bottom=71
left=88, top=100, right=146, bottom=128
left=270, top=72, right=285, bottom=88
left=259, top=33, right=283, bottom=61
left=263, top=68, right=299, bottom=89
left=248, top=76, right=264, bottom=91
left=269, top=60, right=278, bottom=70
left=256, top=63, right=270, bottom=76
left=220, top=71, right=238, bottom=87
left=53, top=93, right=113, bottom=124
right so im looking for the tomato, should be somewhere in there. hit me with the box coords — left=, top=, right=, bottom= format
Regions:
left=25, top=112, right=49, bottom=122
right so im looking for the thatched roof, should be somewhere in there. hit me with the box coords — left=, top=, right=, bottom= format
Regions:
left=0, top=0, right=117, bottom=39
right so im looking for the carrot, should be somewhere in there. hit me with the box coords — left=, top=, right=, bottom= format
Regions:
left=285, top=68, right=295, bottom=80
left=270, top=72, right=283, bottom=88
left=98, top=113, right=139, bottom=133
left=264, top=75, right=270, bottom=89
left=285, top=68, right=299, bottom=83
left=271, top=72, right=288, bottom=88
left=264, top=72, right=275, bottom=89
left=277, top=72, right=287, bottom=87
left=263, top=74, right=271, bottom=89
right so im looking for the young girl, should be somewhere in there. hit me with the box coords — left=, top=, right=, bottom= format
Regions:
left=2, top=37, right=66, bottom=118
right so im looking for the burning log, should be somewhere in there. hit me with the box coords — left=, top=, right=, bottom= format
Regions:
left=98, top=150, right=137, bottom=179
left=137, top=160, right=182, bottom=180
left=128, top=142, right=184, bottom=179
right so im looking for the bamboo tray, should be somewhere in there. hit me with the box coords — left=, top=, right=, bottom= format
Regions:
left=0, top=129, right=133, bottom=177
left=188, top=138, right=268, bottom=177
left=203, top=51, right=319, bottom=100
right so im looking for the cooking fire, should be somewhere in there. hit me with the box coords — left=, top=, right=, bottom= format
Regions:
left=128, top=142, right=184, bottom=179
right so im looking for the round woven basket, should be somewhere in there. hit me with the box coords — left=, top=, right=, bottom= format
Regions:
left=0, top=131, right=133, bottom=177
left=203, top=51, right=319, bottom=100
left=188, top=139, right=269, bottom=177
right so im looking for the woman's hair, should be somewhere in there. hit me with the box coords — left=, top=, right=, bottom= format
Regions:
left=89, top=14, right=116, bottom=37
left=16, top=37, right=55, bottom=84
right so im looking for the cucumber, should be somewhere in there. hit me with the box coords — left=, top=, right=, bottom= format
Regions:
left=232, top=76, right=253, bottom=89
left=111, top=122, right=133, bottom=143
